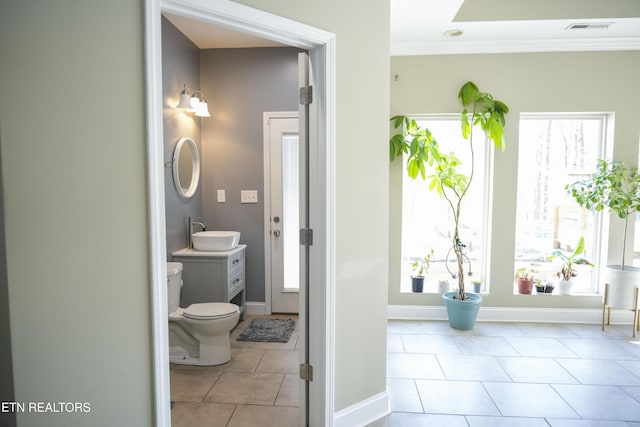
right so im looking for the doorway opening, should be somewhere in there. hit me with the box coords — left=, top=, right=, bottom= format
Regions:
left=144, top=1, right=336, bottom=426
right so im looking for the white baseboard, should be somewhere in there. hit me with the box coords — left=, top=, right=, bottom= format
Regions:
left=245, top=301, right=267, bottom=316
left=387, top=304, right=637, bottom=324
left=333, top=391, right=389, bottom=427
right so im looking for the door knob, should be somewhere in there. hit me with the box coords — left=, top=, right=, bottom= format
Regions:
left=273, top=230, right=281, bottom=237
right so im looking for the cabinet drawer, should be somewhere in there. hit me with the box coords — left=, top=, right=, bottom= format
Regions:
left=229, top=270, right=244, bottom=298
left=228, top=251, right=244, bottom=274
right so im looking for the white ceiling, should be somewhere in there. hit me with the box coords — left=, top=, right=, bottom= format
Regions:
left=391, top=0, right=640, bottom=55
left=165, top=0, right=640, bottom=55
left=163, top=13, right=285, bottom=48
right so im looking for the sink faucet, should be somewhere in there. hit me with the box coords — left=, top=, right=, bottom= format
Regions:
left=188, top=216, right=207, bottom=248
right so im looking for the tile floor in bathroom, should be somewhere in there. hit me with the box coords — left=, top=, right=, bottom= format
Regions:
left=170, top=314, right=301, bottom=427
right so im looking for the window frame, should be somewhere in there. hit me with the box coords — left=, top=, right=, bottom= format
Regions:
left=515, top=112, right=611, bottom=294
left=399, top=114, right=495, bottom=294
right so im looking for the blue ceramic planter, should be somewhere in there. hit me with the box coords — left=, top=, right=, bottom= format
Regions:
left=442, top=291, right=483, bottom=330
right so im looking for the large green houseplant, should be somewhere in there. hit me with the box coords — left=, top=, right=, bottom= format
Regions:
left=567, top=160, right=640, bottom=270
left=390, top=81, right=509, bottom=329
left=567, top=160, right=640, bottom=309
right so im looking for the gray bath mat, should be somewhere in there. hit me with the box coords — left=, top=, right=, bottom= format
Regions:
left=236, top=318, right=296, bottom=343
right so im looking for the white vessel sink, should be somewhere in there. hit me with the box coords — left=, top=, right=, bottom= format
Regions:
left=192, top=231, right=241, bottom=252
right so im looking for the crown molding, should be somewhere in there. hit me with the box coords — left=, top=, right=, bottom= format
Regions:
left=391, top=36, right=640, bottom=56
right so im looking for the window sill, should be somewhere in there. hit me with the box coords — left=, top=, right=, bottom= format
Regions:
left=402, top=291, right=486, bottom=296
left=512, top=292, right=601, bottom=297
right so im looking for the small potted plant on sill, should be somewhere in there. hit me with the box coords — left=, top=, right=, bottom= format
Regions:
left=547, top=236, right=593, bottom=295
left=514, top=265, right=539, bottom=295
left=410, top=249, right=434, bottom=293
left=471, top=279, right=482, bottom=293
left=535, top=279, right=555, bottom=294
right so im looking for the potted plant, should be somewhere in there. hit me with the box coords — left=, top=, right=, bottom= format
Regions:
left=514, top=265, right=539, bottom=295
left=547, top=236, right=593, bottom=295
left=471, top=279, right=482, bottom=293
left=438, top=279, right=450, bottom=294
left=390, top=81, right=509, bottom=330
left=567, top=160, right=640, bottom=305
left=535, top=280, right=555, bottom=294
left=410, top=249, right=434, bottom=293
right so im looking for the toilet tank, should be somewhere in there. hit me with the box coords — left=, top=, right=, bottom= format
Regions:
left=167, top=262, right=183, bottom=313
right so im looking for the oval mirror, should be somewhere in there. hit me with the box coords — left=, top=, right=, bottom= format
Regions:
left=172, top=137, right=200, bottom=199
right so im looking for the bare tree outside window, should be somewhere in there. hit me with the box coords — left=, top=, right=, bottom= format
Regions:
left=514, top=114, right=608, bottom=294
left=400, top=117, right=490, bottom=293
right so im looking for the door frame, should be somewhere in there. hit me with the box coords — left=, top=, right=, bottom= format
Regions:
left=143, top=0, right=336, bottom=426
left=263, top=111, right=299, bottom=315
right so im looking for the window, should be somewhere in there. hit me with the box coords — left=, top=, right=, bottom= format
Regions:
left=400, top=116, right=491, bottom=293
left=282, top=134, right=300, bottom=290
left=635, top=212, right=640, bottom=265
left=514, top=114, right=608, bottom=294
left=634, top=149, right=640, bottom=267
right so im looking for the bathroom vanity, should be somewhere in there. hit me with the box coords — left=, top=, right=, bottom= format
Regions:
left=172, top=245, right=246, bottom=319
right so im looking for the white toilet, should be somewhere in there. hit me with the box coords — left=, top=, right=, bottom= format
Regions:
left=167, top=262, right=240, bottom=366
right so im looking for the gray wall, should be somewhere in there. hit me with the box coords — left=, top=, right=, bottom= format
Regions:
left=200, top=47, right=300, bottom=302
left=0, top=128, right=16, bottom=427
left=162, top=17, right=203, bottom=256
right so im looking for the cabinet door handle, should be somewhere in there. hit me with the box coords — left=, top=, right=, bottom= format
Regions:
left=233, top=278, right=240, bottom=285
left=233, top=259, right=240, bottom=265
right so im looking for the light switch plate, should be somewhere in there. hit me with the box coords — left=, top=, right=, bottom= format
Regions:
left=241, top=190, right=258, bottom=203
left=217, top=189, right=226, bottom=203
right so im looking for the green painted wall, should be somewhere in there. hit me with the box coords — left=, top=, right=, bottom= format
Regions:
left=0, top=1, right=152, bottom=425
left=389, top=51, right=640, bottom=309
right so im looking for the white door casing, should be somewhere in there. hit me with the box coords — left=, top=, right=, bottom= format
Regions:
left=145, top=1, right=336, bottom=426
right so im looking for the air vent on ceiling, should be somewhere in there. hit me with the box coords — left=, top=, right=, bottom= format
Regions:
left=566, top=22, right=613, bottom=30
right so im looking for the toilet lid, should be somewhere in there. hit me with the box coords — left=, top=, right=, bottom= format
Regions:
left=166, top=262, right=183, bottom=276
left=183, top=302, right=239, bottom=320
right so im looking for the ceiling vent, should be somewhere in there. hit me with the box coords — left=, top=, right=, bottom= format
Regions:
left=566, top=22, right=613, bottom=30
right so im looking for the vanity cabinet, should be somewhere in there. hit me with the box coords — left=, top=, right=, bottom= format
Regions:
left=172, top=245, right=246, bottom=319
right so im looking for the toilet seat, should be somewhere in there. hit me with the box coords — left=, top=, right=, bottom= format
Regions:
left=183, top=302, right=239, bottom=320
left=167, top=262, right=183, bottom=276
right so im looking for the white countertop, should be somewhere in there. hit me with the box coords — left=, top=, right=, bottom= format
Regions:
left=172, top=244, right=246, bottom=257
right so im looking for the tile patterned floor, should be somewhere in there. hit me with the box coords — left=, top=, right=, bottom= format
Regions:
left=172, top=317, right=640, bottom=426
left=374, top=320, right=640, bottom=427
left=170, top=314, right=300, bottom=427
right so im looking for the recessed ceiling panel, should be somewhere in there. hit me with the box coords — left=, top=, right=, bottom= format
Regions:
left=455, top=0, right=640, bottom=22
left=390, top=0, right=640, bottom=55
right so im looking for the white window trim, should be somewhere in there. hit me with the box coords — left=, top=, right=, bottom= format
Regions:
left=517, top=112, right=612, bottom=294
left=401, top=114, right=494, bottom=293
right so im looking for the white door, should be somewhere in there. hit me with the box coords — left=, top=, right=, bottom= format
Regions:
left=266, top=114, right=300, bottom=314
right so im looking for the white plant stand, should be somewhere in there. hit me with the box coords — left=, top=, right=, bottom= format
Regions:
left=602, top=283, right=640, bottom=338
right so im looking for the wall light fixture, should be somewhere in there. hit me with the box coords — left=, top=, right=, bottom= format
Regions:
left=176, top=84, right=211, bottom=118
